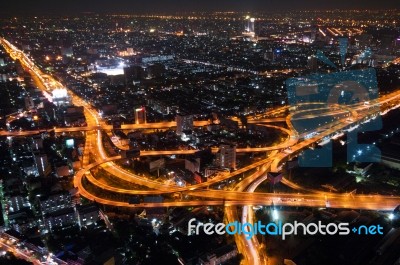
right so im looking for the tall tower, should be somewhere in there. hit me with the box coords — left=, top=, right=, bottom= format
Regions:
left=35, top=153, right=51, bottom=177
left=176, top=113, right=193, bottom=135
left=216, top=144, right=236, bottom=170
left=243, top=16, right=256, bottom=38
left=0, top=180, right=8, bottom=227
left=249, top=18, right=255, bottom=33
left=134, top=107, right=146, bottom=124
left=244, top=15, right=250, bottom=32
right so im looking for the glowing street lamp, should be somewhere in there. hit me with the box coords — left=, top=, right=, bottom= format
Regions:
left=272, top=209, right=279, bottom=221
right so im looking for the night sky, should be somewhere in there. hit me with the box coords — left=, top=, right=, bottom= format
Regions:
left=0, top=0, right=399, bottom=17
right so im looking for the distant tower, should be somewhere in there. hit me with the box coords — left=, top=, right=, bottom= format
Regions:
left=307, top=55, right=318, bottom=72
left=249, top=18, right=255, bottom=33
left=134, top=107, right=146, bottom=124
left=244, top=15, right=250, bottom=32
left=243, top=16, right=256, bottom=38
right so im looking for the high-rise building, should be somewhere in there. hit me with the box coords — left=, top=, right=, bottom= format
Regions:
left=39, top=192, right=72, bottom=215
left=249, top=18, right=255, bottom=33
left=307, top=55, right=318, bottom=72
left=185, top=157, right=200, bottom=173
left=134, top=107, right=146, bottom=124
left=216, top=144, right=236, bottom=169
left=8, top=195, right=29, bottom=213
left=76, top=203, right=99, bottom=227
left=176, top=113, right=193, bottom=135
left=32, top=136, right=44, bottom=150
left=243, top=16, right=256, bottom=38
left=45, top=207, right=76, bottom=231
left=124, top=65, right=144, bottom=85
left=35, top=153, right=51, bottom=177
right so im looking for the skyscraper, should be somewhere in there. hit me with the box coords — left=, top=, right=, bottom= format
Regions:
left=243, top=16, right=256, bottom=38
left=307, top=55, right=318, bottom=72
left=134, top=107, right=146, bottom=124
left=249, top=18, right=255, bottom=33
left=34, top=153, right=51, bottom=177
left=216, top=144, right=236, bottom=170
left=176, top=113, right=193, bottom=135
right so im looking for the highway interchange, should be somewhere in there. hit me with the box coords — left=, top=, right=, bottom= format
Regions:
left=1, top=37, right=400, bottom=265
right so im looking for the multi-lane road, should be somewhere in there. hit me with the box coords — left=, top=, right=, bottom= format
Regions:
left=2, top=37, right=400, bottom=265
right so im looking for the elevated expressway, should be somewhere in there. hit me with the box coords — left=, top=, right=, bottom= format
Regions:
left=71, top=90, right=400, bottom=211
left=3, top=37, right=400, bottom=265
left=74, top=79, right=400, bottom=265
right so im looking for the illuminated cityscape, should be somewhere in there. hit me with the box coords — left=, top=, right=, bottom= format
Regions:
left=0, top=1, right=399, bottom=265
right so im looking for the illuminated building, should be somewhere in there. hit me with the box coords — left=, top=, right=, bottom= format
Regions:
left=39, top=192, right=72, bottom=215
left=52, top=88, right=70, bottom=106
left=34, top=153, right=51, bottom=177
left=8, top=195, right=29, bottom=213
left=45, top=207, right=76, bottom=231
left=243, top=16, right=256, bottom=38
left=76, top=203, right=99, bottom=227
left=134, top=107, right=146, bottom=124
left=176, top=113, right=193, bottom=135
left=307, top=55, right=318, bottom=72
left=185, top=157, right=200, bottom=173
left=118, top=48, right=136, bottom=57
left=249, top=18, right=255, bottom=33
left=216, top=144, right=236, bottom=170
left=31, top=136, right=44, bottom=150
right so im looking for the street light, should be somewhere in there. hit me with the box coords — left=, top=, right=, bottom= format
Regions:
left=272, top=209, right=279, bottom=221
left=389, top=213, right=394, bottom=220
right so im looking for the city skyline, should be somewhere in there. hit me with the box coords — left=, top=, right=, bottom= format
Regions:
left=0, top=5, right=399, bottom=265
left=0, top=0, right=399, bottom=17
